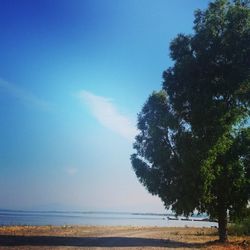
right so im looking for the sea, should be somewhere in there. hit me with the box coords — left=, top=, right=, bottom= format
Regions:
left=0, top=210, right=217, bottom=228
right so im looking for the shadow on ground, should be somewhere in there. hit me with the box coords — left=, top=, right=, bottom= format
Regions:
left=0, top=235, right=208, bottom=248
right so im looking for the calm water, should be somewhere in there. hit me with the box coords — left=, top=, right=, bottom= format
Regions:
left=0, top=210, right=217, bottom=228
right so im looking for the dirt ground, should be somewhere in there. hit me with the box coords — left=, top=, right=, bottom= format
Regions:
left=0, top=225, right=249, bottom=250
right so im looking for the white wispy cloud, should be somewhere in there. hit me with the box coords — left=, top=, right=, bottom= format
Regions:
left=77, top=90, right=137, bottom=140
left=0, top=78, right=51, bottom=110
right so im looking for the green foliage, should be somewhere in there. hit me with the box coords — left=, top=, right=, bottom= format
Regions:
left=131, top=91, right=203, bottom=215
left=229, top=208, right=250, bottom=235
left=229, top=209, right=250, bottom=235
left=131, top=0, right=250, bottom=242
left=229, top=219, right=250, bottom=235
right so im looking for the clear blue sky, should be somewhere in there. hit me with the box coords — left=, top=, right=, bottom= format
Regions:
left=0, top=0, right=210, bottom=212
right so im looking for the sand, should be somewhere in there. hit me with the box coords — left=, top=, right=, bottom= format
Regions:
left=0, top=225, right=249, bottom=249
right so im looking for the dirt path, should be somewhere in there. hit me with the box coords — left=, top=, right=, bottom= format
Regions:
left=0, top=225, right=249, bottom=250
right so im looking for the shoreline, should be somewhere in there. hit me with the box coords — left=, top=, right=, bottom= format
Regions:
left=0, top=225, right=249, bottom=249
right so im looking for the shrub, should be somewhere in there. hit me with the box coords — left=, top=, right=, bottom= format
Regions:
left=229, top=217, right=250, bottom=236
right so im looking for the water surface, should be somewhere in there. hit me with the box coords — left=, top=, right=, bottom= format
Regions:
left=0, top=210, right=217, bottom=228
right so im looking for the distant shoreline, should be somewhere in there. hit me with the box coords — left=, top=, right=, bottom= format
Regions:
left=0, top=208, right=209, bottom=217
left=0, top=208, right=173, bottom=216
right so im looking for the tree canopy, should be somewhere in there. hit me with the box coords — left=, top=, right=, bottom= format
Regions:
left=131, top=0, right=250, bottom=242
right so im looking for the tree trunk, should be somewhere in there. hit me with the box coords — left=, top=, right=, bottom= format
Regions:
left=218, top=207, right=228, bottom=243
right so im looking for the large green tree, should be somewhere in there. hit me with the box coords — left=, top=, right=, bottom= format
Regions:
left=131, top=0, right=250, bottom=242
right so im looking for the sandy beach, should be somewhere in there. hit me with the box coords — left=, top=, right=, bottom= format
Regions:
left=0, top=225, right=249, bottom=250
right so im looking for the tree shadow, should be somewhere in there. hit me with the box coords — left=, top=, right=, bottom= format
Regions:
left=0, top=235, right=209, bottom=248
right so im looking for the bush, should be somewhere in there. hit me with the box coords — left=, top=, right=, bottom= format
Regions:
left=229, top=217, right=250, bottom=236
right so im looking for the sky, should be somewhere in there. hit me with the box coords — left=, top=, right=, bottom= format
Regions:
left=0, top=0, right=210, bottom=212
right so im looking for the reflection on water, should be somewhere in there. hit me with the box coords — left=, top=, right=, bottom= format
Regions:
left=0, top=210, right=217, bottom=228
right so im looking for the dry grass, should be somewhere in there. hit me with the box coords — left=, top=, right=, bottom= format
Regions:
left=0, top=225, right=249, bottom=249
